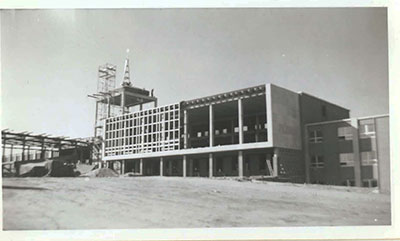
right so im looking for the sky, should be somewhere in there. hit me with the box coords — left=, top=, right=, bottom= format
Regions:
left=1, top=8, right=388, bottom=138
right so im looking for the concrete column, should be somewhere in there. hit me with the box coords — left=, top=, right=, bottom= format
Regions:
left=255, top=115, right=259, bottom=142
left=2, top=140, right=5, bottom=162
left=140, top=159, right=143, bottom=175
left=304, top=126, right=311, bottom=183
left=351, top=118, right=362, bottom=187
left=121, top=160, right=125, bottom=174
left=140, top=104, right=143, bottom=111
left=238, top=99, right=244, bottom=144
left=231, top=120, right=235, bottom=144
left=184, top=110, right=188, bottom=149
left=238, top=151, right=244, bottom=178
left=27, top=146, right=31, bottom=160
left=154, top=99, right=158, bottom=108
left=183, top=155, right=187, bottom=177
left=273, top=149, right=279, bottom=177
left=209, top=153, right=213, bottom=178
left=209, top=104, right=214, bottom=147
left=22, top=139, right=27, bottom=161
left=160, top=157, right=164, bottom=176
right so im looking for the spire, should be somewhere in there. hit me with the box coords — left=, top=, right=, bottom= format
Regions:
left=122, top=48, right=132, bottom=87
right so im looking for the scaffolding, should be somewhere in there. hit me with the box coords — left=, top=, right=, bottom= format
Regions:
left=94, top=63, right=121, bottom=138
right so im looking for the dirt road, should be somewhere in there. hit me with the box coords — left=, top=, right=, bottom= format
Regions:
left=2, top=177, right=391, bottom=230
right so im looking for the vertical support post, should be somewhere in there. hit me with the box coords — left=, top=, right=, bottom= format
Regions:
left=160, top=157, right=164, bottom=176
left=21, top=139, right=26, bottom=161
left=183, top=155, right=187, bottom=177
left=231, top=120, right=235, bottom=144
left=238, top=98, right=244, bottom=144
left=273, top=149, right=279, bottom=177
left=184, top=110, right=188, bottom=149
left=351, top=118, right=362, bottom=187
left=140, top=159, right=143, bottom=175
left=94, top=101, right=99, bottom=137
left=40, top=138, right=45, bottom=160
left=2, top=138, right=6, bottom=162
left=27, top=146, right=31, bottom=160
left=10, top=144, right=13, bottom=162
left=140, top=104, right=143, bottom=111
left=154, top=99, right=158, bottom=108
left=209, top=104, right=214, bottom=147
left=121, top=160, right=125, bottom=174
left=209, top=153, right=213, bottom=178
left=304, top=125, right=311, bottom=183
left=238, top=150, right=243, bottom=178
left=255, top=115, right=259, bottom=142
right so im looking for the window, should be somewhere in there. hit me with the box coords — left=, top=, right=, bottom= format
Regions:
left=309, top=129, right=323, bottom=143
left=311, top=155, right=324, bottom=168
left=338, top=126, right=352, bottom=140
left=361, top=151, right=378, bottom=166
left=363, top=179, right=378, bottom=188
left=360, top=123, right=376, bottom=138
left=339, top=153, right=354, bottom=167
left=197, top=132, right=202, bottom=138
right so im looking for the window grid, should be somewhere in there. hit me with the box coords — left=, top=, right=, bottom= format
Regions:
left=361, top=151, right=378, bottom=166
left=338, top=126, right=352, bottom=140
left=339, top=153, right=354, bottom=167
left=309, top=129, right=323, bottom=143
left=311, top=155, right=324, bottom=168
left=360, top=123, right=376, bottom=139
left=104, top=103, right=180, bottom=157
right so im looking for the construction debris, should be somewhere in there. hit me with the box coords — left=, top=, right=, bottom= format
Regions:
left=81, top=168, right=119, bottom=178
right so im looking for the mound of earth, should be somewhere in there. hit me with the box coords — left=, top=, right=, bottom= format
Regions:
left=81, top=168, right=119, bottom=177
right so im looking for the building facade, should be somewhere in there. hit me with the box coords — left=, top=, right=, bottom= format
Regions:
left=304, top=115, right=390, bottom=193
left=102, top=83, right=358, bottom=184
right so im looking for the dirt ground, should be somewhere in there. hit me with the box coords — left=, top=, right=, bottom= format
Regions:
left=2, top=177, right=391, bottom=230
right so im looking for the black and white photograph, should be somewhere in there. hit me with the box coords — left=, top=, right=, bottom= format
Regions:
left=1, top=1, right=398, bottom=240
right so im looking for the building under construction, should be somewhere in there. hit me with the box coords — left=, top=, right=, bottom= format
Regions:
left=91, top=54, right=390, bottom=192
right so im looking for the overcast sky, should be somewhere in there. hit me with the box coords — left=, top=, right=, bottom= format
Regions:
left=1, top=8, right=388, bottom=138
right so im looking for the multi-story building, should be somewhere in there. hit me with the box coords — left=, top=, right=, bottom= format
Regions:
left=304, top=114, right=390, bottom=193
left=97, top=57, right=390, bottom=192
left=102, top=82, right=351, bottom=182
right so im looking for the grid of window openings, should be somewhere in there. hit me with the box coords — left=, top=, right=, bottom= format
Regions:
left=339, top=153, right=354, bottom=167
left=104, top=103, right=180, bottom=157
left=311, top=155, right=324, bottom=168
left=309, top=129, right=323, bottom=143
left=359, top=120, right=376, bottom=138
left=337, top=126, right=352, bottom=140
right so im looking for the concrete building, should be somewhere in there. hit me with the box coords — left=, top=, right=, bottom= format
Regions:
left=94, top=56, right=389, bottom=191
left=304, top=114, right=390, bottom=193
left=101, top=82, right=351, bottom=183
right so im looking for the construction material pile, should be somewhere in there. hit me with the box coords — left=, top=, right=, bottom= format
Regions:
left=81, top=168, right=119, bottom=178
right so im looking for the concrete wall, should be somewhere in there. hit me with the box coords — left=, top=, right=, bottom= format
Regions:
left=376, top=116, right=390, bottom=193
left=268, top=84, right=302, bottom=150
left=299, top=93, right=350, bottom=125
left=277, top=148, right=304, bottom=183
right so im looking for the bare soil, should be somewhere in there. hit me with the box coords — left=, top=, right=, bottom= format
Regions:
left=2, top=177, right=391, bottom=230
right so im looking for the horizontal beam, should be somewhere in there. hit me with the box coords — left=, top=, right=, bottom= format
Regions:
left=103, top=141, right=273, bottom=161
